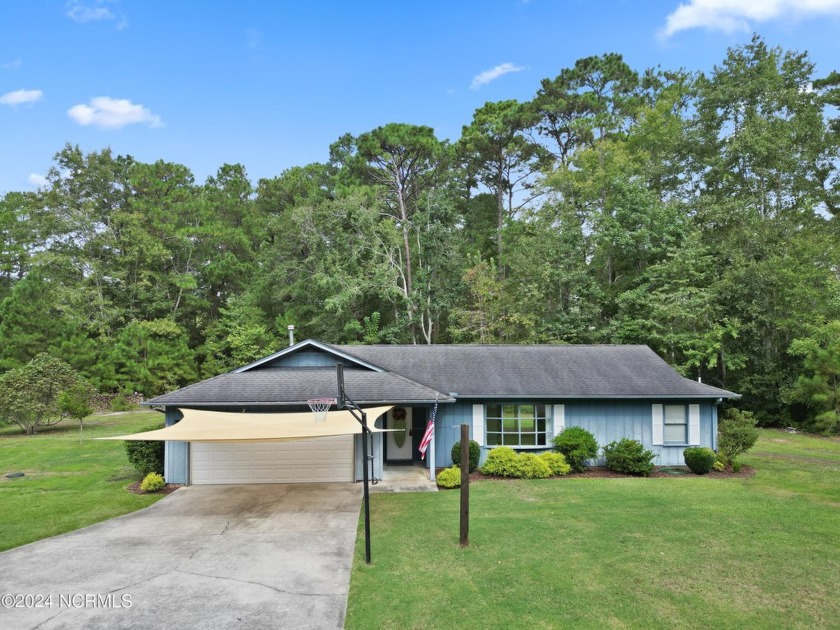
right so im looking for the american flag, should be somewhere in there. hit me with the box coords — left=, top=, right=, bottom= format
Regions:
left=418, top=398, right=437, bottom=460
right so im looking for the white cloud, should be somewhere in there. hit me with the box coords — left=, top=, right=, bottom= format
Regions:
left=2, top=58, right=22, bottom=70
left=470, top=62, right=525, bottom=90
left=67, top=96, right=163, bottom=129
left=0, top=89, right=43, bottom=106
left=28, top=173, right=49, bottom=188
left=660, top=0, right=840, bottom=38
left=66, top=1, right=127, bottom=28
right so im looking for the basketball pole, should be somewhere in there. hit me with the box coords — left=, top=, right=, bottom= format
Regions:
left=336, top=363, right=372, bottom=565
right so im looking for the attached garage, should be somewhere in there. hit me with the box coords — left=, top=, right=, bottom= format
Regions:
left=103, top=405, right=397, bottom=485
left=190, top=435, right=354, bottom=484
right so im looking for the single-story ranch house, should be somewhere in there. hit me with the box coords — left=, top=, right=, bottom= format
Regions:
left=143, top=339, right=738, bottom=485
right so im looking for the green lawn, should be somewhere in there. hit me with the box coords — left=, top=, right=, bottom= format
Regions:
left=346, top=429, right=840, bottom=630
left=0, top=410, right=166, bottom=552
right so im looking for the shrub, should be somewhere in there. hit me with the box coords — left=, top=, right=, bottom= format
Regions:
left=140, top=472, right=165, bottom=493
left=480, top=447, right=519, bottom=477
left=125, top=424, right=165, bottom=475
left=110, top=395, right=136, bottom=412
left=713, top=460, right=726, bottom=472
left=539, top=451, right=571, bottom=476
left=603, top=439, right=655, bottom=476
left=451, top=439, right=481, bottom=473
left=436, top=466, right=461, bottom=489
left=552, top=427, right=598, bottom=472
left=512, top=453, right=552, bottom=479
left=683, top=447, right=716, bottom=475
left=718, top=408, right=758, bottom=468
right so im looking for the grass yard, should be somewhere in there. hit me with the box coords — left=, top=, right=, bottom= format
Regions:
left=0, top=410, right=167, bottom=552
left=346, top=429, right=840, bottom=630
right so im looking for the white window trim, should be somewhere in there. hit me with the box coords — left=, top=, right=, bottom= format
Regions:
left=663, top=404, right=690, bottom=446
left=484, top=403, right=552, bottom=448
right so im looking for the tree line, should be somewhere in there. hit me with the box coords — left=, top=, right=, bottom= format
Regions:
left=1, top=35, right=839, bottom=432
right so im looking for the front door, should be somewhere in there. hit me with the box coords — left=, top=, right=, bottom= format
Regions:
left=385, top=407, right=413, bottom=463
left=411, top=407, right=427, bottom=462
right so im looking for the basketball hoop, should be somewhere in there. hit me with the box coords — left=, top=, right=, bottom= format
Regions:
left=307, top=398, right=336, bottom=423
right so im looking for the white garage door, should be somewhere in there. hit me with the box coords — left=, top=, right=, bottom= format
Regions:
left=190, top=435, right=354, bottom=484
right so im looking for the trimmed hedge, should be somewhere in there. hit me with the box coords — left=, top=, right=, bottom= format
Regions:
left=140, top=472, right=165, bottom=493
left=451, top=439, right=481, bottom=473
left=603, top=438, right=655, bottom=477
left=481, top=447, right=519, bottom=477
left=125, top=423, right=165, bottom=475
left=436, top=466, right=461, bottom=489
left=552, top=426, right=598, bottom=472
left=684, top=447, right=716, bottom=475
left=480, top=447, right=572, bottom=478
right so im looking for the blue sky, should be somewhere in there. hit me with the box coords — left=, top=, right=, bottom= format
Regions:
left=1, top=0, right=839, bottom=194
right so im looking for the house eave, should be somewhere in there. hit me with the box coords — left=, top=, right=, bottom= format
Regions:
left=142, top=397, right=456, bottom=408
left=450, top=393, right=740, bottom=400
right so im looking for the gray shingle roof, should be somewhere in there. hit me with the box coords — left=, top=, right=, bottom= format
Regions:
left=333, top=343, right=738, bottom=399
left=145, top=368, right=453, bottom=406
left=145, top=341, right=738, bottom=407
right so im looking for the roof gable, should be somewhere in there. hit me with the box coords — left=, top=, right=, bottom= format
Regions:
left=233, top=339, right=384, bottom=373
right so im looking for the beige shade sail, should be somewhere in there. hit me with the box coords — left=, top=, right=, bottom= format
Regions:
left=98, top=405, right=395, bottom=443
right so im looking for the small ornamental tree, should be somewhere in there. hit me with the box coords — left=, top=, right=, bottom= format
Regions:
left=0, top=353, right=82, bottom=435
left=718, top=408, right=758, bottom=470
left=58, top=380, right=96, bottom=444
left=451, top=439, right=481, bottom=472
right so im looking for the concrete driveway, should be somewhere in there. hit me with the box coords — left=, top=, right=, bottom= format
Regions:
left=0, top=483, right=362, bottom=630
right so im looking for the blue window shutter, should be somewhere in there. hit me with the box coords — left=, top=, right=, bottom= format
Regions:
left=689, top=404, right=701, bottom=445
left=652, top=404, right=664, bottom=446
left=473, top=404, right=485, bottom=446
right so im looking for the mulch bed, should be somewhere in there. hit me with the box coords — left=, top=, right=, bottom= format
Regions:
left=127, top=482, right=182, bottom=495
left=437, top=465, right=755, bottom=484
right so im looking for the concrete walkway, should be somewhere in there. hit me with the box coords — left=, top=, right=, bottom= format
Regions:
left=0, top=483, right=362, bottom=630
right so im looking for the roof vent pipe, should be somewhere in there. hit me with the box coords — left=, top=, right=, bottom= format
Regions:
left=288, top=325, right=295, bottom=347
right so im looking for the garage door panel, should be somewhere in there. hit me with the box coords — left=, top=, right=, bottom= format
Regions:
left=191, top=436, right=354, bottom=484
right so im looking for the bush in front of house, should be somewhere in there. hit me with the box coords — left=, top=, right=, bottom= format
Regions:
left=436, top=466, right=461, bottom=489
left=539, top=451, right=571, bottom=476
left=684, top=447, right=716, bottom=475
left=451, top=439, right=481, bottom=472
left=125, top=423, right=165, bottom=475
left=480, top=446, right=519, bottom=477
left=512, top=453, right=552, bottom=479
left=479, top=448, right=571, bottom=478
left=140, top=472, right=165, bottom=493
left=718, top=408, right=758, bottom=470
left=552, top=426, right=598, bottom=472
left=603, top=438, right=656, bottom=476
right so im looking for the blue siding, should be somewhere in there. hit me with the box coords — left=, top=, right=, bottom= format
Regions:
left=164, top=408, right=189, bottom=484
left=564, top=400, right=716, bottom=466
left=432, top=399, right=720, bottom=468
left=432, top=402, right=474, bottom=467
left=261, top=349, right=355, bottom=368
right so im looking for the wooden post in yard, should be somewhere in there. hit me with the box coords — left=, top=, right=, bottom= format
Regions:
left=460, top=423, right=469, bottom=547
